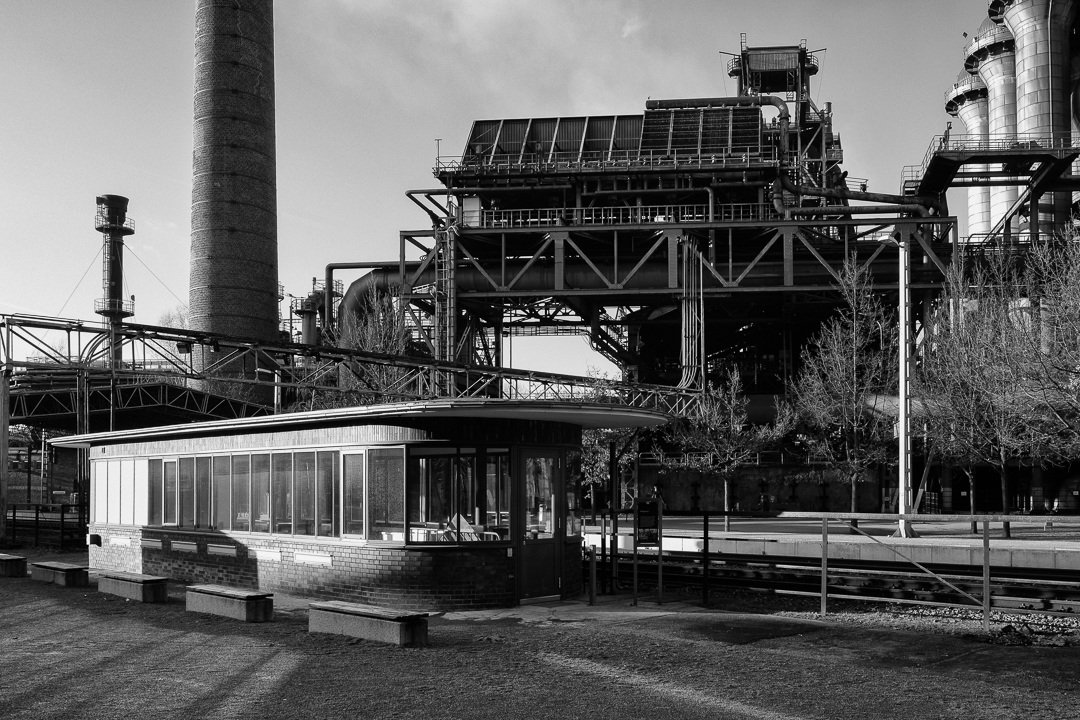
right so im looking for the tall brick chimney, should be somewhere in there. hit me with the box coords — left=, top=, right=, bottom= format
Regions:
left=188, top=0, right=279, bottom=363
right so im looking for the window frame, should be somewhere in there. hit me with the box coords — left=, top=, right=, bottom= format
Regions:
left=405, top=446, right=512, bottom=545
left=341, top=450, right=366, bottom=539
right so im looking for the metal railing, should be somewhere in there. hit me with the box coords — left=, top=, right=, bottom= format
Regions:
left=6, top=503, right=86, bottom=550
left=94, top=298, right=135, bottom=315
left=473, top=203, right=777, bottom=229
left=638, top=450, right=809, bottom=467
left=912, top=132, right=1080, bottom=185
left=2, top=314, right=700, bottom=417
left=582, top=510, right=1080, bottom=629
left=93, top=210, right=134, bottom=234
left=436, top=146, right=777, bottom=176
left=726, top=51, right=818, bottom=77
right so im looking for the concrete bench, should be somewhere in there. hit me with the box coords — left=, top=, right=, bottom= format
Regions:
left=98, top=571, right=170, bottom=603
left=30, top=561, right=89, bottom=587
left=308, top=600, right=428, bottom=646
left=186, top=584, right=273, bottom=622
left=0, top=554, right=27, bottom=578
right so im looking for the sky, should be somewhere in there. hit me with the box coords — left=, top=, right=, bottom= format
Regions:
left=0, top=0, right=988, bottom=374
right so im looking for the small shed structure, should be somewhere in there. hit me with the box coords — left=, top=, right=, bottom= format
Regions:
left=54, top=399, right=667, bottom=610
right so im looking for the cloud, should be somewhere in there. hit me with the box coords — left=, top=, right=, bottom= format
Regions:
left=621, top=14, right=644, bottom=39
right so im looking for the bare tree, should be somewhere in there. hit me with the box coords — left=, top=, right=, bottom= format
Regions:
left=1019, top=236, right=1080, bottom=439
left=157, top=305, right=188, bottom=330
left=661, top=366, right=786, bottom=522
left=918, top=253, right=1070, bottom=535
left=292, top=285, right=420, bottom=410
left=581, top=371, right=641, bottom=512
left=790, top=260, right=897, bottom=516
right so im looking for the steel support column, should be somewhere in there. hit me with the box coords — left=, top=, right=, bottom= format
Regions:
left=0, top=366, right=9, bottom=540
left=897, top=224, right=915, bottom=538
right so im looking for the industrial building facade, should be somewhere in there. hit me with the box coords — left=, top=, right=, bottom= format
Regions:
left=58, top=401, right=665, bottom=609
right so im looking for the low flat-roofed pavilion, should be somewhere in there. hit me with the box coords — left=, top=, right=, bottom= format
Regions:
left=54, top=399, right=668, bottom=610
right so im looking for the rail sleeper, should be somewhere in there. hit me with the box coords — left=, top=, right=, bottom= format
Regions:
left=98, top=571, right=170, bottom=603
left=0, top=554, right=27, bottom=578
left=30, top=561, right=88, bottom=587
left=308, top=600, right=429, bottom=646
left=186, top=584, right=273, bottom=622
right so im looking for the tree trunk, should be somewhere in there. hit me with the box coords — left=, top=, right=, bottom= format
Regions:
left=849, top=469, right=859, bottom=533
left=723, top=477, right=731, bottom=532
left=999, top=462, right=1011, bottom=539
left=968, top=467, right=977, bottom=534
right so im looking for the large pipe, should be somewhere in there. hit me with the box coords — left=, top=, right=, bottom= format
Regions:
left=644, top=96, right=790, bottom=160
left=771, top=180, right=930, bottom=218
left=775, top=174, right=937, bottom=212
left=968, top=16, right=1019, bottom=230
left=188, top=0, right=279, bottom=351
left=946, top=69, right=992, bottom=236
left=991, top=0, right=1076, bottom=232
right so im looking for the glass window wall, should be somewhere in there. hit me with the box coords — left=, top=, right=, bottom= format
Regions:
left=369, top=448, right=405, bottom=541
left=294, top=452, right=316, bottom=536
left=271, top=453, right=292, bottom=534
left=407, top=448, right=508, bottom=542
left=525, top=455, right=555, bottom=539
left=316, top=451, right=338, bottom=537
left=148, top=459, right=163, bottom=526
left=565, top=449, right=582, bottom=537
left=343, top=453, right=365, bottom=536
left=178, top=457, right=195, bottom=528
left=232, top=455, right=251, bottom=532
left=195, top=457, right=211, bottom=528
left=163, top=461, right=177, bottom=526
left=212, top=456, right=231, bottom=530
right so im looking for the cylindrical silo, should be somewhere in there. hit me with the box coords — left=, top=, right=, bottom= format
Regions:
left=946, top=69, right=992, bottom=238
left=966, top=17, right=1018, bottom=233
left=188, top=0, right=279, bottom=372
left=991, top=0, right=1076, bottom=235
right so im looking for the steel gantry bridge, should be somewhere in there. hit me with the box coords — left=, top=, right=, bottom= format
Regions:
left=330, top=38, right=957, bottom=404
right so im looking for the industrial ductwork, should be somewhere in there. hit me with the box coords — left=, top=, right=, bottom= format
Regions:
left=644, top=96, right=790, bottom=159
left=966, top=16, right=1018, bottom=231
left=946, top=69, right=992, bottom=235
left=990, top=0, right=1076, bottom=230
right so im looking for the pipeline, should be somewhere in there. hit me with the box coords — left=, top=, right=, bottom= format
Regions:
left=339, top=261, right=686, bottom=321
left=771, top=179, right=931, bottom=218
left=776, top=173, right=940, bottom=211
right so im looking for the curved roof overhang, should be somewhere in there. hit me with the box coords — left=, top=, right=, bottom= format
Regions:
left=51, top=399, right=672, bottom=449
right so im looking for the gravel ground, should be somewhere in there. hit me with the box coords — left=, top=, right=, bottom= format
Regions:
left=1, top=548, right=1078, bottom=720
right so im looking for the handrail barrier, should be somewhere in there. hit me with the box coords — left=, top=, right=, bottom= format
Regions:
left=907, top=132, right=1080, bottom=190
left=474, top=203, right=777, bottom=229
left=7, top=503, right=86, bottom=550
left=435, top=145, right=778, bottom=176
left=582, top=510, right=1080, bottom=632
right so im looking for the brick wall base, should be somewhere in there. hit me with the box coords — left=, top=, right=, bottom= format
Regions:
left=89, top=524, right=518, bottom=610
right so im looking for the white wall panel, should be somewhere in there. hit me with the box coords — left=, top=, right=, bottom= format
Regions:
left=133, top=460, right=149, bottom=526
left=120, top=460, right=135, bottom=526
left=107, top=460, right=121, bottom=525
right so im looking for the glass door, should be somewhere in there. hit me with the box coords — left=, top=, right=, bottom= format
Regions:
left=520, top=450, right=562, bottom=599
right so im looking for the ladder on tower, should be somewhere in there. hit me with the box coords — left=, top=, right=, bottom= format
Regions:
left=434, top=227, right=457, bottom=367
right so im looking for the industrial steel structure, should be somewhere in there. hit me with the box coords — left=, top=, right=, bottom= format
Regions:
left=930, top=0, right=1080, bottom=245
left=336, top=36, right=955, bottom=406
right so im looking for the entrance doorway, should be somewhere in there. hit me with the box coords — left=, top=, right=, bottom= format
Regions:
left=520, top=450, right=561, bottom=599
